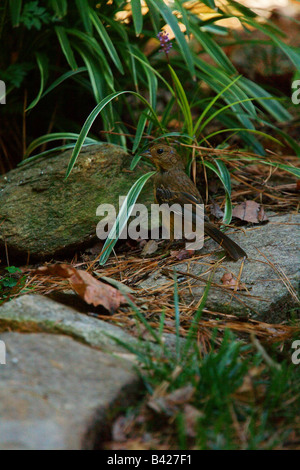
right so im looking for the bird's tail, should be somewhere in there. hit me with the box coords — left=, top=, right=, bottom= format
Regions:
left=204, top=222, right=247, bottom=261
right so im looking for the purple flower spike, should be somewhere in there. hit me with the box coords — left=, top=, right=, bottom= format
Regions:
left=157, top=30, right=173, bottom=55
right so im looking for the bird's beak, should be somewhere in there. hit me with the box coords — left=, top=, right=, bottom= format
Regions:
left=141, top=149, right=152, bottom=158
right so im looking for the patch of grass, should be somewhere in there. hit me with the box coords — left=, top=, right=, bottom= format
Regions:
left=106, top=282, right=300, bottom=450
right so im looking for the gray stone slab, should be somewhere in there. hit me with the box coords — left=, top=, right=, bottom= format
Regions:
left=0, top=294, right=140, bottom=354
left=0, top=332, right=140, bottom=449
left=140, top=214, right=300, bottom=322
left=0, top=144, right=154, bottom=259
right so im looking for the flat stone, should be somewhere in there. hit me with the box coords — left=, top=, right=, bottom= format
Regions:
left=0, top=332, right=140, bottom=449
left=140, top=214, right=300, bottom=322
left=0, top=294, right=140, bottom=354
left=0, top=144, right=154, bottom=260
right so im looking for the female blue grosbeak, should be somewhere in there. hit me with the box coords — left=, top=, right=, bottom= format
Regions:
left=144, top=144, right=247, bottom=261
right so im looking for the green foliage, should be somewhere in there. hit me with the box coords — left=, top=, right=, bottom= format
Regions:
left=0, top=266, right=26, bottom=303
left=99, top=169, right=156, bottom=265
left=2, top=1, right=299, bottom=262
left=20, top=1, right=51, bottom=30
left=1, top=0, right=299, bottom=159
left=111, top=280, right=300, bottom=449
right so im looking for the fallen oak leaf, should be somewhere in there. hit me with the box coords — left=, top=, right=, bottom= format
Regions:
left=69, top=270, right=128, bottom=312
left=232, top=200, right=268, bottom=223
left=35, top=264, right=129, bottom=312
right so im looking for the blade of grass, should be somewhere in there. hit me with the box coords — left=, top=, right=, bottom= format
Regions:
left=20, top=143, right=98, bottom=165
left=131, top=0, right=143, bottom=36
left=24, top=132, right=98, bottom=159
left=26, top=52, right=48, bottom=111
left=193, top=75, right=242, bottom=136
left=75, top=0, right=92, bottom=34
left=169, top=64, right=193, bottom=136
left=89, top=9, right=124, bottom=73
left=199, top=96, right=272, bottom=134
left=9, top=0, right=22, bottom=26
left=99, top=170, right=156, bottom=265
left=173, top=269, right=181, bottom=362
left=55, top=26, right=78, bottom=70
left=203, top=160, right=232, bottom=225
left=40, top=67, right=86, bottom=100
left=66, top=90, right=164, bottom=178
left=190, top=23, right=236, bottom=74
left=199, top=127, right=283, bottom=147
left=183, top=271, right=213, bottom=355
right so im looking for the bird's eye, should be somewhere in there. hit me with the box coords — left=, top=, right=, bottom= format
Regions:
left=157, top=148, right=164, bottom=155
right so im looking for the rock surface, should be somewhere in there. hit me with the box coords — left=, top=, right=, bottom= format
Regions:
left=0, top=294, right=141, bottom=354
left=140, top=213, right=300, bottom=322
left=0, top=144, right=154, bottom=259
left=0, top=332, right=140, bottom=449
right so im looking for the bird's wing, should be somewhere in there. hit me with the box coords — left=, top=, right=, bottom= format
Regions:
left=155, top=187, right=205, bottom=249
left=155, top=187, right=207, bottom=222
left=156, top=187, right=202, bottom=207
left=155, top=188, right=247, bottom=260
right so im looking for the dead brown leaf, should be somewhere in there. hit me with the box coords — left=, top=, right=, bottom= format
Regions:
left=147, top=385, right=195, bottom=416
left=221, top=272, right=247, bottom=291
left=210, top=202, right=224, bottom=219
left=35, top=264, right=128, bottom=312
left=170, top=249, right=195, bottom=260
left=232, top=200, right=268, bottom=223
left=141, top=240, right=159, bottom=257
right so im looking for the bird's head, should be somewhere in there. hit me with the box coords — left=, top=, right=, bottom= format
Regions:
left=142, top=144, right=184, bottom=171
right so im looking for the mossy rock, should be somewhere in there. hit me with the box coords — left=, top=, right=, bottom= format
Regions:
left=0, top=144, right=154, bottom=260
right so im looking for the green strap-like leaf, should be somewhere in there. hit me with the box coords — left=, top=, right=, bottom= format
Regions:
left=50, top=0, right=68, bottom=18
left=244, top=18, right=300, bottom=70
left=89, top=9, right=124, bottom=73
left=40, top=67, right=87, bottom=100
left=65, top=90, right=163, bottom=178
left=26, top=53, right=48, bottom=111
left=190, top=24, right=236, bottom=74
left=24, top=132, right=98, bottom=159
left=193, top=75, right=242, bottom=136
left=239, top=77, right=291, bottom=122
left=99, top=171, right=156, bottom=265
left=203, top=160, right=232, bottom=225
left=75, top=0, right=92, bottom=34
left=131, top=0, right=143, bottom=36
left=55, top=26, right=78, bottom=70
left=169, top=64, right=193, bottom=136
left=9, top=0, right=22, bottom=27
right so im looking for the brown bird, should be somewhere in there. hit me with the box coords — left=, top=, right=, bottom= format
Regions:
left=143, top=144, right=247, bottom=261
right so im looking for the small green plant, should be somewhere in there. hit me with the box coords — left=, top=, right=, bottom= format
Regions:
left=0, top=266, right=26, bottom=304
left=20, top=1, right=51, bottom=30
